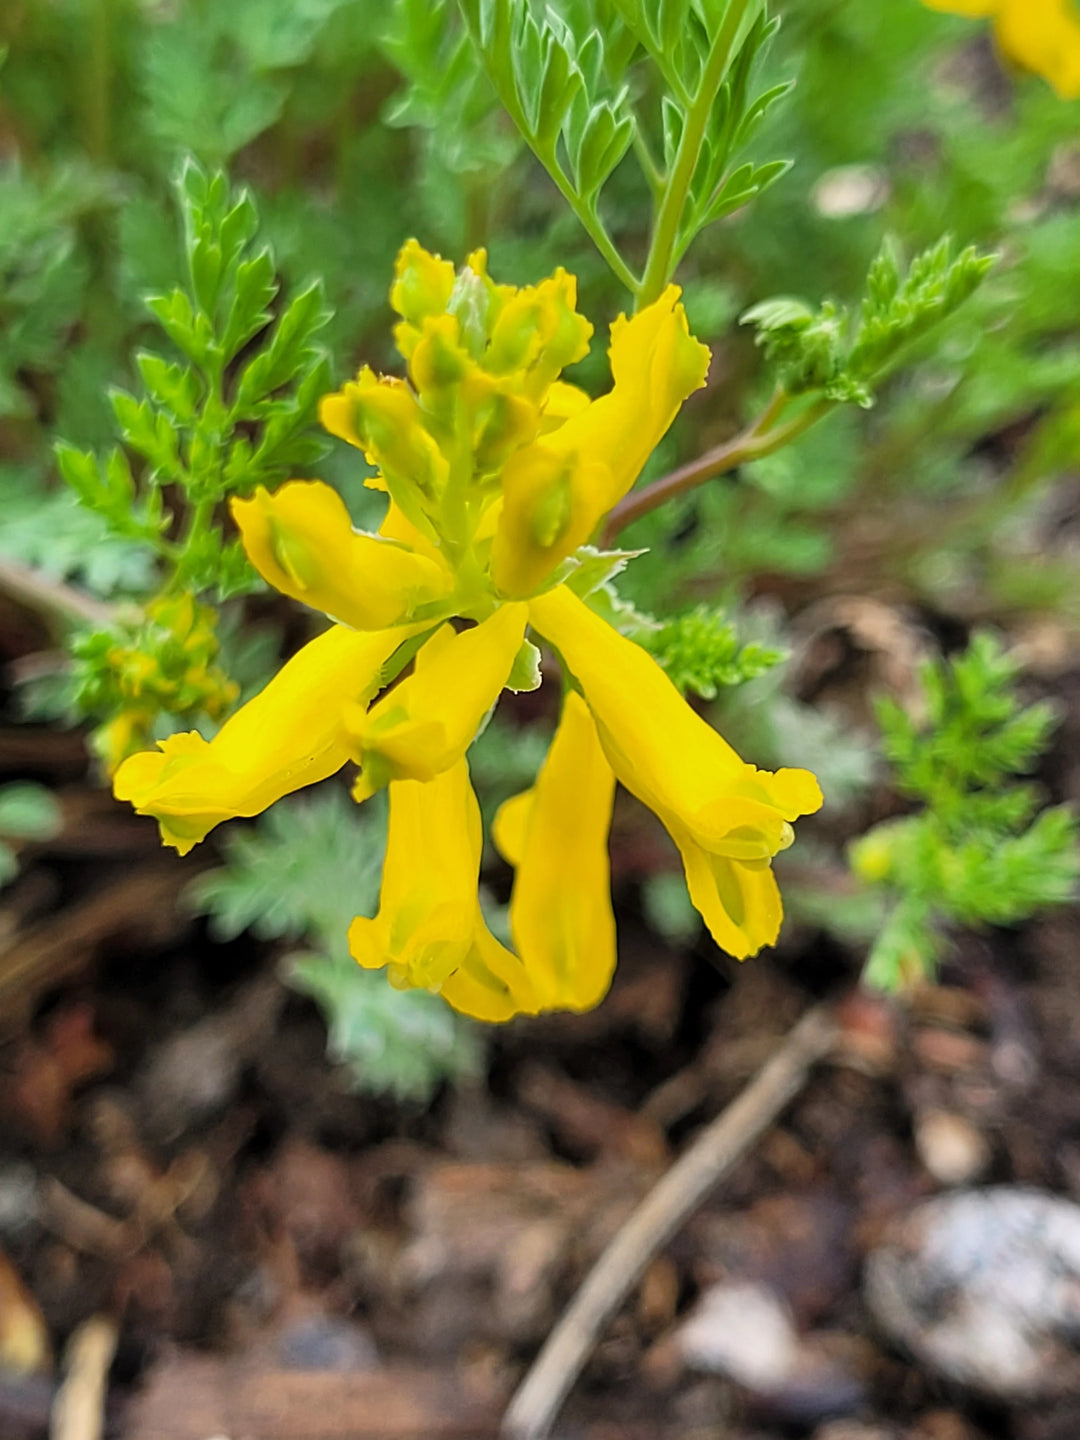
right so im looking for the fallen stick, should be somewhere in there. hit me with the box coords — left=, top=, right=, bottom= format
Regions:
left=501, top=1002, right=838, bottom=1440
left=0, top=555, right=115, bottom=632
left=50, top=1315, right=118, bottom=1440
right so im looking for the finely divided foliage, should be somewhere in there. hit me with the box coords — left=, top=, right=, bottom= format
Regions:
left=59, top=162, right=332, bottom=601
left=853, top=634, right=1080, bottom=990
left=446, top=0, right=792, bottom=302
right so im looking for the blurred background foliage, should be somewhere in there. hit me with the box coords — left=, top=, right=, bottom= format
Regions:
left=4, top=0, right=1079, bottom=614
left=1, top=0, right=1078, bottom=1096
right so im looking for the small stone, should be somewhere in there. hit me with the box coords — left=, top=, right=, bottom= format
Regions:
left=812, top=165, right=890, bottom=218
left=914, top=1110, right=991, bottom=1187
left=675, top=1282, right=798, bottom=1391
left=866, top=1187, right=1080, bottom=1398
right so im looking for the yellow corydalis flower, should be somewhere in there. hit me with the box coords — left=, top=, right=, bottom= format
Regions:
left=114, top=624, right=416, bottom=854
left=347, top=603, right=528, bottom=800
left=924, top=0, right=1080, bottom=98
left=493, top=690, right=617, bottom=1012
left=113, top=240, right=822, bottom=1022
left=528, top=587, right=822, bottom=958
left=350, top=758, right=540, bottom=1022
left=319, top=239, right=707, bottom=591
left=491, top=287, right=710, bottom=596
left=232, top=480, right=453, bottom=631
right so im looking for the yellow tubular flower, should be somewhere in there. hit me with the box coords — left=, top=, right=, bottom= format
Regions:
left=491, top=286, right=710, bottom=598
left=529, top=585, right=823, bottom=958
left=319, top=371, right=448, bottom=538
left=113, top=239, right=823, bottom=1021
left=493, top=690, right=617, bottom=1012
left=231, top=481, right=453, bottom=631
left=389, top=237, right=457, bottom=358
left=539, top=381, right=592, bottom=432
left=349, top=759, right=541, bottom=1020
left=114, top=624, right=416, bottom=855
left=348, top=602, right=529, bottom=801
left=484, top=269, right=593, bottom=399
left=924, top=0, right=1080, bottom=98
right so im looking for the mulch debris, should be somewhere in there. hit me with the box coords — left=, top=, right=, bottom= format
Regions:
left=1, top=664, right=1079, bottom=1440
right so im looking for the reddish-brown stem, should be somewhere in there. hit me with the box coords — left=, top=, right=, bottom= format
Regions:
left=602, top=390, right=832, bottom=545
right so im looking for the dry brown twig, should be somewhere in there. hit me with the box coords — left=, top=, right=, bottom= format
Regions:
left=50, top=1315, right=118, bottom=1440
left=0, top=555, right=115, bottom=632
left=501, top=1002, right=839, bottom=1440
left=600, top=389, right=831, bottom=544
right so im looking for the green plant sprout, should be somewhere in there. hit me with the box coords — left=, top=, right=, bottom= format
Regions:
left=851, top=633, right=1080, bottom=990
left=58, top=160, right=332, bottom=601
left=54, top=161, right=332, bottom=769
left=453, top=0, right=790, bottom=306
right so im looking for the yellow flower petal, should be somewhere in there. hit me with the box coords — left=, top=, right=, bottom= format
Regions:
left=922, top=0, right=1080, bottom=97
left=349, top=760, right=479, bottom=992
left=113, top=623, right=416, bottom=854
left=597, top=286, right=712, bottom=493
left=438, top=929, right=540, bottom=1022
left=673, top=826, right=785, bottom=958
left=540, top=381, right=592, bottom=432
left=489, top=442, right=614, bottom=598
left=529, top=585, right=822, bottom=958
left=349, top=602, right=528, bottom=799
left=529, top=586, right=742, bottom=817
left=232, top=481, right=454, bottom=630
left=390, top=239, right=457, bottom=333
left=492, top=286, right=709, bottom=597
left=485, top=269, right=593, bottom=398
left=349, top=758, right=541, bottom=1020
left=319, top=370, right=448, bottom=538
left=996, top=0, right=1080, bottom=98
left=491, top=788, right=530, bottom=868
left=493, top=690, right=617, bottom=1011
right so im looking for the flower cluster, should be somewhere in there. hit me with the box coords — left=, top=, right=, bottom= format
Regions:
left=74, top=593, right=238, bottom=773
left=924, top=0, right=1080, bottom=98
left=113, top=243, right=822, bottom=1021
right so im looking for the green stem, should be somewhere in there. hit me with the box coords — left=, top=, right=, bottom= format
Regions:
left=537, top=151, right=641, bottom=298
left=632, top=123, right=665, bottom=200
left=167, top=495, right=216, bottom=592
left=86, top=0, right=114, bottom=164
left=637, top=0, right=753, bottom=309
left=459, top=2, right=641, bottom=301
left=601, top=388, right=831, bottom=542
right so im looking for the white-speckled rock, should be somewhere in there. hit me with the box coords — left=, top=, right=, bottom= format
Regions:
left=866, top=1187, right=1080, bottom=1397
